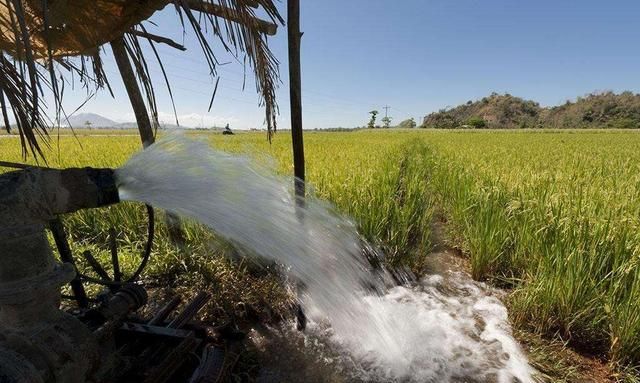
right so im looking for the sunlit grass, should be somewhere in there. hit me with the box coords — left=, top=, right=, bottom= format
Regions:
left=422, top=130, right=640, bottom=370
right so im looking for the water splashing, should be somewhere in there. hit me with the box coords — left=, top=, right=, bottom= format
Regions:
left=116, top=134, right=534, bottom=382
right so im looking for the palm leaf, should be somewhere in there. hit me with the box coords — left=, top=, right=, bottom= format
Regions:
left=0, top=0, right=283, bottom=159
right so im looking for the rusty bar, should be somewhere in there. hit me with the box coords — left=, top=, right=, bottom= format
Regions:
left=168, top=292, right=210, bottom=329
left=148, top=296, right=182, bottom=326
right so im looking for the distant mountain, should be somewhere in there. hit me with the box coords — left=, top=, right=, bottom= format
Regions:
left=65, top=113, right=118, bottom=128
left=422, top=91, right=640, bottom=129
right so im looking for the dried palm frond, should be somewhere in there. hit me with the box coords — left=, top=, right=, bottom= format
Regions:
left=0, top=0, right=283, bottom=158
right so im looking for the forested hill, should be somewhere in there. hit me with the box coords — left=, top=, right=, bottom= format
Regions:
left=422, top=91, right=640, bottom=129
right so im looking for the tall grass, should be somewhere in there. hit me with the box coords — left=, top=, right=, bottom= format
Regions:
left=422, top=130, right=640, bottom=369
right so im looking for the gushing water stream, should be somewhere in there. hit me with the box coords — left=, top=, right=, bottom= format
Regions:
left=116, top=135, right=534, bottom=382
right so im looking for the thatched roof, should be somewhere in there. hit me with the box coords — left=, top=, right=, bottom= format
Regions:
left=0, top=0, right=283, bottom=158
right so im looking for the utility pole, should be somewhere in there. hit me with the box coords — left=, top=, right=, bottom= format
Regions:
left=383, top=105, right=391, bottom=119
left=382, top=105, right=392, bottom=128
left=288, top=0, right=305, bottom=198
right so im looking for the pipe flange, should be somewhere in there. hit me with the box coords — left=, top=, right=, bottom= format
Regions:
left=0, top=263, right=75, bottom=305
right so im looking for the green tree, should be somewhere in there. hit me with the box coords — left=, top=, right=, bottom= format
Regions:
left=381, top=116, right=392, bottom=128
left=467, top=116, right=487, bottom=129
left=397, top=118, right=417, bottom=129
left=368, top=110, right=379, bottom=129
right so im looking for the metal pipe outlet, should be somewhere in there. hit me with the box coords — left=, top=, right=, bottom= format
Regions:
left=0, top=167, right=120, bottom=383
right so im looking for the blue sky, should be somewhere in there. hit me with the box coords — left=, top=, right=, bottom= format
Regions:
left=61, top=0, right=640, bottom=129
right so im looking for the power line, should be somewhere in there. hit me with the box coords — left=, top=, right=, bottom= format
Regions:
left=87, top=55, right=419, bottom=126
left=102, top=53, right=410, bottom=118
left=102, top=43, right=421, bottom=121
left=147, top=49, right=389, bottom=109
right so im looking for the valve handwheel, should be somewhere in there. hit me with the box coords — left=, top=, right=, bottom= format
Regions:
left=49, top=204, right=154, bottom=308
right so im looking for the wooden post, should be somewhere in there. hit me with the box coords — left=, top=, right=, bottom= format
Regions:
left=110, top=37, right=155, bottom=148
left=288, top=0, right=307, bottom=332
left=111, top=36, right=184, bottom=244
left=288, top=0, right=305, bottom=198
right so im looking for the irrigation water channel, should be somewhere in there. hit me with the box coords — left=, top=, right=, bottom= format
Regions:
left=116, top=134, right=534, bottom=382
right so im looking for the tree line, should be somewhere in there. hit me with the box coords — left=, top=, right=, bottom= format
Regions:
left=421, top=91, right=640, bottom=129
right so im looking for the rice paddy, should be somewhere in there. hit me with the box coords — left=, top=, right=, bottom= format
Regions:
left=1, top=128, right=639, bottom=378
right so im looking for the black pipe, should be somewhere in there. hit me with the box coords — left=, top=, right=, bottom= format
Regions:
left=49, top=218, right=88, bottom=308
left=53, top=167, right=120, bottom=214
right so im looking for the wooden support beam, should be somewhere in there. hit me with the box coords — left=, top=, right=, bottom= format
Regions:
left=287, top=0, right=304, bottom=198
left=240, top=0, right=260, bottom=8
left=186, top=0, right=278, bottom=36
left=110, top=37, right=154, bottom=148
left=111, top=36, right=185, bottom=244
left=288, top=0, right=306, bottom=332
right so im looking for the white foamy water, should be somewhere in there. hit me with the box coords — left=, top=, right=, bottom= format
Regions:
left=299, top=274, right=533, bottom=382
left=116, top=134, right=534, bottom=382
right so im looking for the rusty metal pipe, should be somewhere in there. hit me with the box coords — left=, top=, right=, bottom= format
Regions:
left=0, top=167, right=120, bottom=383
left=0, top=167, right=119, bottom=303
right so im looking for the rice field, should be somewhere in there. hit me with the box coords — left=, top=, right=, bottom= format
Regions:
left=422, top=131, right=640, bottom=367
left=2, top=129, right=640, bottom=377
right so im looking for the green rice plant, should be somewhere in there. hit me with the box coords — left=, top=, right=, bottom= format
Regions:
left=421, top=130, right=640, bottom=370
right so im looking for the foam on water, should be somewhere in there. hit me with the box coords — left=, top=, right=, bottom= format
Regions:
left=116, top=134, right=534, bottom=382
left=302, top=274, right=534, bottom=382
